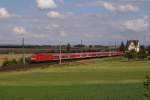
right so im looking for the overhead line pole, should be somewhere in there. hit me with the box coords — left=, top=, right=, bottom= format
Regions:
left=115, top=41, right=117, bottom=52
left=22, top=38, right=25, bottom=64
left=59, top=41, right=62, bottom=64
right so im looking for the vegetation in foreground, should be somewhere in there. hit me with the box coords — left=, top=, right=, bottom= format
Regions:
left=0, top=57, right=149, bottom=100
left=0, top=54, right=32, bottom=66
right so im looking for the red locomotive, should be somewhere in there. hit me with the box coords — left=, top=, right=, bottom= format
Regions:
left=31, top=51, right=125, bottom=62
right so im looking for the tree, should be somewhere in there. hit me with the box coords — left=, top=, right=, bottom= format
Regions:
left=66, top=43, right=71, bottom=52
left=124, top=50, right=137, bottom=60
left=126, top=40, right=129, bottom=49
left=137, top=46, right=147, bottom=59
left=119, top=41, right=126, bottom=52
left=147, top=46, right=150, bottom=55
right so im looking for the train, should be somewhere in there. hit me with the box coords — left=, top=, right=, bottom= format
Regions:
left=31, top=51, right=125, bottom=62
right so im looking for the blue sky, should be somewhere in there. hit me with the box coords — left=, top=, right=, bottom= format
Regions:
left=0, top=0, right=150, bottom=45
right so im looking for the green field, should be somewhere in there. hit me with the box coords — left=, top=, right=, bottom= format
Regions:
left=0, top=57, right=150, bottom=100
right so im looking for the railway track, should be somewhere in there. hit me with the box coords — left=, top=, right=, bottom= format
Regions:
left=0, top=62, right=58, bottom=72
left=0, top=59, right=85, bottom=72
left=0, top=53, right=124, bottom=72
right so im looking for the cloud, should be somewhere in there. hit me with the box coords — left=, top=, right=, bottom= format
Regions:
left=56, top=0, right=64, bottom=3
left=47, top=11, right=62, bottom=18
left=13, top=26, right=26, bottom=35
left=77, top=1, right=139, bottom=13
left=123, top=16, right=149, bottom=31
left=37, top=0, right=57, bottom=9
left=13, top=26, right=47, bottom=39
left=102, top=2, right=139, bottom=13
left=47, top=11, right=74, bottom=18
left=31, top=34, right=47, bottom=39
left=0, top=8, right=10, bottom=18
left=84, top=34, right=95, bottom=39
left=59, top=31, right=67, bottom=37
left=52, top=24, right=60, bottom=28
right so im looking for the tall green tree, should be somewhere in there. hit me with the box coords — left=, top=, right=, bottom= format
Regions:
left=66, top=43, right=71, bottom=52
left=147, top=46, right=150, bottom=55
left=126, top=40, right=129, bottom=50
left=138, top=46, right=147, bottom=59
left=119, top=41, right=126, bottom=52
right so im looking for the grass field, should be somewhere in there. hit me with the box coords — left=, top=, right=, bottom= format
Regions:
left=0, top=57, right=149, bottom=100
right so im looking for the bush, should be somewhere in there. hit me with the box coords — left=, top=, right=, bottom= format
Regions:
left=124, top=49, right=148, bottom=60
left=144, top=76, right=150, bottom=99
left=2, top=59, right=17, bottom=67
left=137, top=50, right=147, bottom=59
left=124, top=50, right=137, bottom=60
left=1, top=57, right=31, bottom=67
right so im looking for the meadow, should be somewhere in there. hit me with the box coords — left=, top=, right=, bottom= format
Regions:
left=0, top=57, right=149, bottom=100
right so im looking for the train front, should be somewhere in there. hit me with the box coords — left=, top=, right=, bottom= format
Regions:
left=31, top=53, right=54, bottom=62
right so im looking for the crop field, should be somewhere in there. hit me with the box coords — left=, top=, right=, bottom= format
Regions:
left=0, top=57, right=149, bottom=100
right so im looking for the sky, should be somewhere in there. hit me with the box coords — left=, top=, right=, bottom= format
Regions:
left=0, top=0, right=150, bottom=45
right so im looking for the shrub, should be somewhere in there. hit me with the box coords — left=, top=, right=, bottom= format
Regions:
left=124, top=49, right=148, bottom=60
left=137, top=50, right=147, bottom=59
left=17, top=57, right=31, bottom=64
left=144, top=76, right=150, bottom=99
left=2, top=59, right=17, bottom=67
left=1, top=57, right=31, bottom=67
left=124, top=50, right=137, bottom=60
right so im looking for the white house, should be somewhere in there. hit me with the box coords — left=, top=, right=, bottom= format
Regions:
left=127, top=40, right=140, bottom=52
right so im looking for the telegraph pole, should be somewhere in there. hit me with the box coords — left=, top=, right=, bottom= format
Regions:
left=59, top=41, right=62, bottom=64
left=115, top=41, right=117, bottom=51
left=81, top=40, right=83, bottom=45
left=109, top=46, right=111, bottom=56
left=22, top=38, right=25, bottom=64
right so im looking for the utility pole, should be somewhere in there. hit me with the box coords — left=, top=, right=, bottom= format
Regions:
left=109, top=46, right=111, bottom=56
left=59, top=41, right=62, bottom=64
left=22, top=38, right=25, bottom=64
left=81, top=40, right=83, bottom=45
left=115, top=41, right=117, bottom=51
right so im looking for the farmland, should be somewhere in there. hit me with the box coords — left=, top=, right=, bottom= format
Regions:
left=0, top=57, right=149, bottom=100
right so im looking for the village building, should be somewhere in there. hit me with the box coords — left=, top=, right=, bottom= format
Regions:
left=127, top=40, right=140, bottom=52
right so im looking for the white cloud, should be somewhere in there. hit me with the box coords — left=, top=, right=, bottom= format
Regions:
left=59, top=31, right=67, bottom=37
left=45, top=25, right=51, bottom=30
left=37, top=0, right=57, bottom=9
left=0, top=8, right=10, bottom=18
left=52, top=24, right=60, bottom=28
left=47, top=11, right=62, bottom=18
left=56, top=0, right=64, bottom=3
left=45, top=24, right=60, bottom=30
left=13, top=26, right=26, bottom=35
left=84, top=34, right=95, bottom=38
left=103, top=2, right=116, bottom=11
left=84, top=33, right=103, bottom=39
left=13, top=26, right=47, bottom=39
left=31, top=34, right=47, bottom=39
left=123, top=16, right=149, bottom=31
left=65, top=12, right=74, bottom=16
left=102, top=2, right=139, bottom=13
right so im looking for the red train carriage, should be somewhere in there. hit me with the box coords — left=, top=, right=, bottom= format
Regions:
left=31, top=51, right=125, bottom=62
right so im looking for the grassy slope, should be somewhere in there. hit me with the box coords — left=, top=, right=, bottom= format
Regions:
left=0, top=57, right=149, bottom=100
